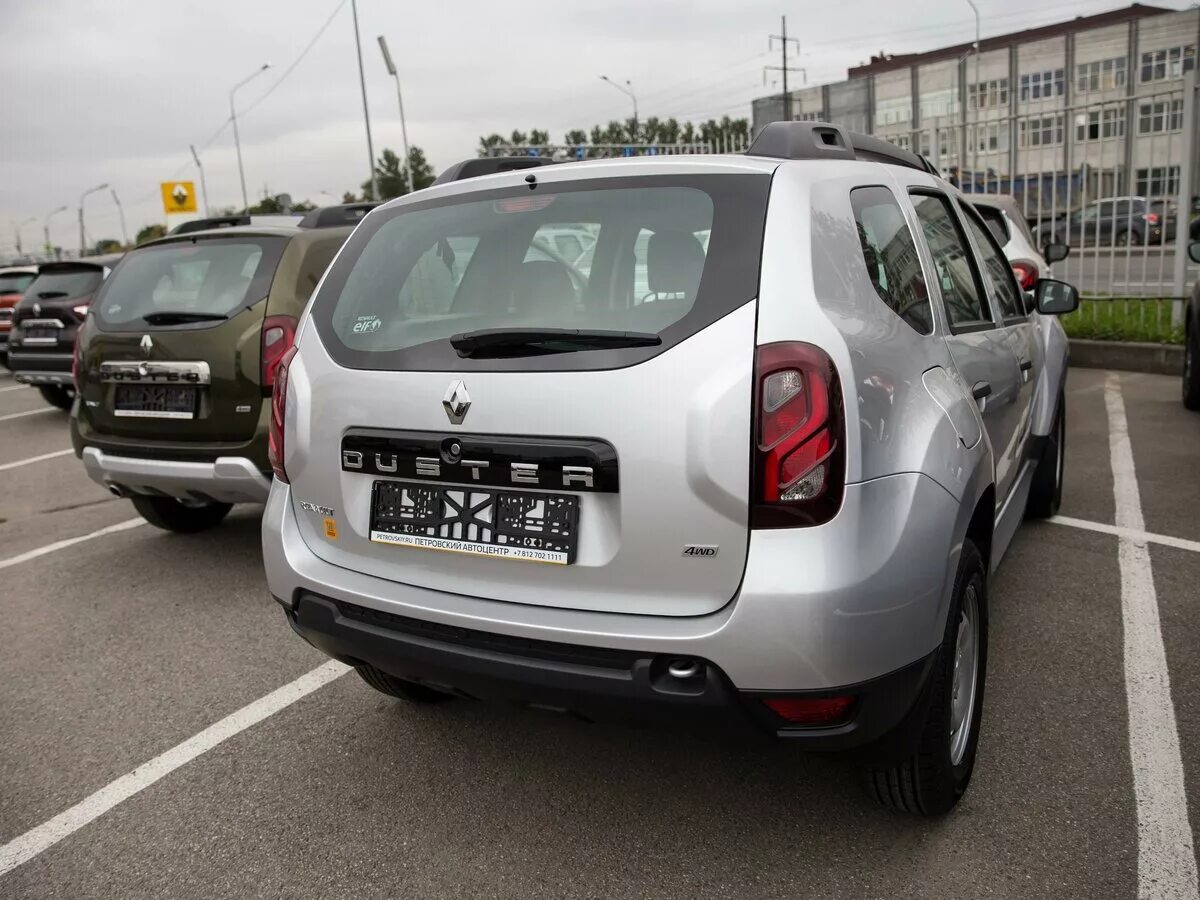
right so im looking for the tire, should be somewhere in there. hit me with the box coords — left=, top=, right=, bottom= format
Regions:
left=355, top=664, right=455, bottom=703
left=1184, top=316, right=1200, bottom=411
left=129, top=494, right=232, bottom=533
left=862, top=539, right=988, bottom=816
left=38, top=385, right=74, bottom=410
left=1026, top=389, right=1066, bottom=518
left=1115, top=230, right=1132, bottom=247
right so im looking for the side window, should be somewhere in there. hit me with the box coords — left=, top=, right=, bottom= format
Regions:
left=910, top=192, right=993, bottom=331
left=849, top=186, right=933, bottom=334
left=962, top=207, right=1025, bottom=320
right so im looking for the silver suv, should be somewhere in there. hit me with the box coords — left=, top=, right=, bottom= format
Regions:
left=262, top=123, right=1079, bottom=815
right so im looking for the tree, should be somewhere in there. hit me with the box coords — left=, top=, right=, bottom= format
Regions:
left=94, top=239, right=123, bottom=254
left=136, top=224, right=166, bottom=244
left=407, top=146, right=435, bottom=191
left=248, top=194, right=290, bottom=214
left=361, top=146, right=436, bottom=199
left=342, top=191, right=358, bottom=204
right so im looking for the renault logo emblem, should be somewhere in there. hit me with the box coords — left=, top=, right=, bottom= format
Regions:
left=33, top=302, right=41, bottom=317
left=443, top=380, right=470, bottom=424
left=140, top=334, right=153, bottom=357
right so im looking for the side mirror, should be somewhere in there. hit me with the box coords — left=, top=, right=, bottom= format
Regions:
left=1189, top=241, right=1200, bottom=265
left=1035, top=278, right=1079, bottom=315
left=1043, top=242, right=1070, bottom=264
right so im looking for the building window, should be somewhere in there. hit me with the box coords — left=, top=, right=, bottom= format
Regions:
left=1076, top=58, right=1127, bottom=93
left=1140, top=45, right=1195, bottom=83
left=971, top=122, right=1010, bottom=153
left=1018, top=116, right=1064, bottom=147
left=795, top=111, right=823, bottom=122
left=1138, top=99, right=1184, bottom=133
left=892, top=134, right=912, bottom=151
left=1136, top=166, right=1180, bottom=196
left=1076, top=108, right=1126, bottom=141
left=968, top=78, right=1009, bottom=109
left=918, top=127, right=957, bottom=158
left=875, top=96, right=912, bottom=126
left=919, top=89, right=958, bottom=121
left=1019, top=69, right=1066, bottom=101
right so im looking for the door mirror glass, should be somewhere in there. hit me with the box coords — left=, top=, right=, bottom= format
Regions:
left=1043, top=242, right=1070, bottom=264
left=1189, top=241, right=1200, bottom=265
left=1035, top=278, right=1079, bottom=315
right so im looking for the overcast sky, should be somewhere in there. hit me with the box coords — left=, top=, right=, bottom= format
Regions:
left=1, top=0, right=1189, bottom=254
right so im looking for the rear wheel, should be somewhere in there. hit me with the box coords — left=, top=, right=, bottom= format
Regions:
left=1115, top=230, right=1132, bottom=247
left=1184, top=317, right=1200, bottom=411
left=862, top=539, right=988, bottom=816
left=1026, top=390, right=1065, bottom=518
left=130, top=495, right=232, bottom=533
left=356, top=665, right=456, bottom=703
left=38, top=385, right=74, bottom=410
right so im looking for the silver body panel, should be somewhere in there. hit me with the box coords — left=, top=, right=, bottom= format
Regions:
left=82, top=447, right=271, bottom=504
left=263, top=154, right=1072, bottom=692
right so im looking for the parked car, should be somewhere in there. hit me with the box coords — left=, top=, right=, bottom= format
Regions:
left=70, top=203, right=374, bottom=532
left=261, top=125, right=1080, bottom=816
left=9, top=256, right=123, bottom=407
left=970, top=194, right=1068, bottom=292
left=1185, top=242, right=1200, bottom=410
left=1036, top=196, right=1175, bottom=247
left=0, top=264, right=39, bottom=367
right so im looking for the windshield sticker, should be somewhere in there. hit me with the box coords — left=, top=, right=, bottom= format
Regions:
left=353, top=315, right=381, bottom=334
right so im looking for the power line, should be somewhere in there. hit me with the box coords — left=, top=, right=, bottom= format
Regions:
left=241, top=0, right=348, bottom=118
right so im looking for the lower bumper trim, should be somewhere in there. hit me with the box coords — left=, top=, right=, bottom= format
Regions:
left=80, top=446, right=272, bottom=504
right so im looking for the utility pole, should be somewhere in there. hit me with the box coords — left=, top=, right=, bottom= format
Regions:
left=351, top=0, right=379, bottom=202
left=190, top=144, right=211, bottom=217
left=377, top=35, right=413, bottom=194
left=766, top=17, right=803, bottom=122
left=78, top=183, right=108, bottom=257
left=44, top=205, right=67, bottom=255
left=230, top=64, right=271, bottom=214
left=110, top=189, right=129, bottom=247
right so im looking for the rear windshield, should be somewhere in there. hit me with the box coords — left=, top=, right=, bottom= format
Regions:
left=0, top=273, right=35, bottom=295
left=23, top=268, right=104, bottom=302
left=308, top=173, right=771, bottom=371
left=93, top=236, right=286, bottom=332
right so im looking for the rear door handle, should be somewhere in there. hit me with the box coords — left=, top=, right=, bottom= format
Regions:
left=972, top=381, right=992, bottom=401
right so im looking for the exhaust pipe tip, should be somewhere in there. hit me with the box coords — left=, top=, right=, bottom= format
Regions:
left=106, top=483, right=127, bottom=498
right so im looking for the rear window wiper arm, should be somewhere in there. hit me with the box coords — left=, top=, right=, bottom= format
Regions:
left=36, top=291, right=69, bottom=299
left=450, top=328, right=662, bottom=358
left=140, top=311, right=230, bottom=325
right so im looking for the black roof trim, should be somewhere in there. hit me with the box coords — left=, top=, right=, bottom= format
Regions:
left=169, top=215, right=251, bottom=235
left=297, top=202, right=380, bottom=229
left=434, top=156, right=559, bottom=185
left=747, top=121, right=940, bottom=175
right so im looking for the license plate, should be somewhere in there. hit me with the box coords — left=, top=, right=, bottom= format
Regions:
left=23, top=327, right=58, bottom=345
left=369, top=480, right=580, bottom=565
left=113, top=384, right=198, bottom=419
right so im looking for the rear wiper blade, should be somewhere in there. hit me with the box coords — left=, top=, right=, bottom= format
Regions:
left=36, top=291, right=69, bottom=299
left=450, top=328, right=662, bottom=358
left=141, top=311, right=229, bottom=325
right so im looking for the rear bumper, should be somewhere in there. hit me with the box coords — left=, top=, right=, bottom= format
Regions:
left=288, top=591, right=935, bottom=747
left=80, top=446, right=272, bottom=504
left=11, top=350, right=72, bottom=386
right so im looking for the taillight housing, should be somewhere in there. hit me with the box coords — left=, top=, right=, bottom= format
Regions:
left=261, top=315, right=297, bottom=389
left=1011, top=261, right=1038, bottom=291
left=1143, top=212, right=1160, bottom=225
left=71, top=329, right=83, bottom=393
left=268, top=346, right=298, bottom=483
left=751, top=342, right=845, bottom=528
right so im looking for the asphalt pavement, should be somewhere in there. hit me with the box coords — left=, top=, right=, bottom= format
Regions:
left=1, top=366, right=1198, bottom=899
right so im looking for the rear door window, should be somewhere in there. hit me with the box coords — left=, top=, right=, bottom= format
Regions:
left=910, top=192, right=994, bottom=331
left=850, top=186, right=932, bottom=334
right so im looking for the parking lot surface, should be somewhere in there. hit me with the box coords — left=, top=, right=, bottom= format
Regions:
left=1, top=366, right=1197, bottom=898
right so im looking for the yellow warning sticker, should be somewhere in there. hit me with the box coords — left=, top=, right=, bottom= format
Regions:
left=323, top=517, right=339, bottom=540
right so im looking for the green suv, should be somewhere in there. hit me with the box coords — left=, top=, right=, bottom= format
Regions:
left=70, top=204, right=373, bottom=532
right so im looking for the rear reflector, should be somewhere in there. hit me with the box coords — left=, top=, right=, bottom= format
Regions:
left=763, top=695, right=854, bottom=725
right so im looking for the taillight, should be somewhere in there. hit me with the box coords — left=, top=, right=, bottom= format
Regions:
left=72, top=300, right=90, bottom=319
left=268, top=346, right=298, bottom=483
left=261, top=315, right=297, bottom=388
left=751, top=342, right=845, bottom=528
left=1011, top=261, right=1038, bottom=291
left=71, top=330, right=82, bottom=393
left=1143, top=212, right=1160, bottom=225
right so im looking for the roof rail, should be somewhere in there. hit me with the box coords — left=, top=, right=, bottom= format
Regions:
left=297, top=202, right=380, bottom=229
left=434, top=156, right=559, bottom=186
left=746, top=121, right=940, bottom=176
left=168, top=215, right=251, bottom=235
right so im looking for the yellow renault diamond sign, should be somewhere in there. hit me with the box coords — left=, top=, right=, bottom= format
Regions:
left=160, top=181, right=197, bottom=214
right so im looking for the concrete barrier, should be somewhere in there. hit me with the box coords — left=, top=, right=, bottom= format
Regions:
left=1069, top=339, right=1184, bottom=376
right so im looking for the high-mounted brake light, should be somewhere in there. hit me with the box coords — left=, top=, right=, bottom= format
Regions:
left=268, top=346, right=298, bottom=483
left=261, top=315, right=297, bottom=388
left=751, top=342, right=845, bottom=528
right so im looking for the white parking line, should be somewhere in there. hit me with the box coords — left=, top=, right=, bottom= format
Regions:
left=0, top=660, right=349, bottom=877
left=1105, top=372, right=1199, bottom=899
left=1050, top=515, right=1200, bottom=555
left=0, top=448, right=73, bottom=472
left=0, top=383, right=29, bottom=393
left=0, top=407, right=56, bottom=422
left=0, top=518, right=144, bottom=571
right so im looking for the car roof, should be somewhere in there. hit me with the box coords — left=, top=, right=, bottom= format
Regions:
left=0, top=265, right=39, bottom=275
left=35, top=254, right=124, bottom=273
left=138, top=222, right=355, bottom=251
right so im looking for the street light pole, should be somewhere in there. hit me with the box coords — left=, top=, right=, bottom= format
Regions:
left=190, top=144, right=211, bottom=217
left=965, top=0, right=981, bottom=191
left=350, top=0, right=379, bottom=202
left=229, top=63, right=271, bottom=214
left=599, top=75, right=638, bottom=135
left=43, top=205, right=67, bottom=256
left=110, top=189, right=129, bottom=247
left=78, top=183, right=109, bottom=257
left=15, top=217, right=35, bottom=255
left=377, top=35, right=412, bottom=195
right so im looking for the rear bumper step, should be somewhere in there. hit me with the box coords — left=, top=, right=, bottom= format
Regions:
left=286, top=591, right=935, bottom=749
left=12, top=351, right=73, bottom=385
left=81, top=446, right=272, bottom=504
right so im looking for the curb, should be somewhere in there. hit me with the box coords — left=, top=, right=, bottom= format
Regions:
left=1069, top=339, right=1184, bottom=376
